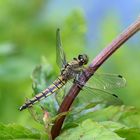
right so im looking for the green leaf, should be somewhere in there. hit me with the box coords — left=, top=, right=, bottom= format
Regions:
left=116, top=128, right=140, bottom=140
left=118, top=106, right=140, bottom=128
left=66, top=105, right=122, bottom=126
left=56, top=119, right=124, bottom=140
left=65, top=105, right=140, bottom=129
left=0, top=123, right=42, bottom=139
left=31, top=56, right=54, bottom=95
left=100, top=121, right=127, bottom=132
left=30, top=57, right=58, bottom=122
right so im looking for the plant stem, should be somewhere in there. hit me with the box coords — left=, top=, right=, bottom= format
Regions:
left=51, top=16, right=140, bottom=139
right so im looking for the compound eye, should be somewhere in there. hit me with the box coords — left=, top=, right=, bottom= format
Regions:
left=78, top=55, right=82, bottom=60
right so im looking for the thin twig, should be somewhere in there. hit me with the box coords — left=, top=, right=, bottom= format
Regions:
left=51, top=16, right=140, bottom=139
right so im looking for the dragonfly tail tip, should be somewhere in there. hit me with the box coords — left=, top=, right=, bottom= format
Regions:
left=19, top=105, right=26, bottom=111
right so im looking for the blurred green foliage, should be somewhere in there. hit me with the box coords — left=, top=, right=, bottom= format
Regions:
left=57, top=119, right=124, bottom=140
left=1, top=105, right=140, bottom=140
left=0, top=123, right=42, bottom=139
left=0, top=0, right=140, bottom=139
left=0, top=0, right=86, bottom=125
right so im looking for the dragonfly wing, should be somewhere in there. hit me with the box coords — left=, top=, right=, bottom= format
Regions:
left=85, top=73, right=126, bottom=90
left=86, top=86, right=122, bottom=105
left=73, top=85, right=123, bottom=111
left=56, top=28, right=67, bottom=69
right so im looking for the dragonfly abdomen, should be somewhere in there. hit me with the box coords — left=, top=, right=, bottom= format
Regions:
left=19, top=76, right=66, bottom=111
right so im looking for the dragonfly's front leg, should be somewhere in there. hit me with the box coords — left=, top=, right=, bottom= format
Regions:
left=73, top=67, right=87, bottom=88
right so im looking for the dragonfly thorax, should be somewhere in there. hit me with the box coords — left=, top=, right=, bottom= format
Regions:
left=61, top=62, right=79, bottom=80
left=61, top=54, right=88, bottom=81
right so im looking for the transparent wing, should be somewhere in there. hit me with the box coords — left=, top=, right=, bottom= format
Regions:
left=85, top=86, right=122, bottom=105
left=56, top=28, right=67, bottom=69
left=72, top=73, right=125, bottom=109
left=85, top=73, right=126, bottom=90
left=73, top=85, right=123, bottom=111
left=65, top=83, right=123, bottom=123
left=54, top=73, right=125, bottom=116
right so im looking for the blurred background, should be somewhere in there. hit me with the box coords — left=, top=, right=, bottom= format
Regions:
left=0, top=0, right=140, bottom=127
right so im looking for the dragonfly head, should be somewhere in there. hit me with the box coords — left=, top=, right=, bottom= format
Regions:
left=78, top=54, right=88, bottom=65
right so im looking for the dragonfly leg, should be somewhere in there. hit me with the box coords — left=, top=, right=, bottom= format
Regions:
left=73, top=75, right=84, bottom=90
left=74, top=80, right=83, bottom=89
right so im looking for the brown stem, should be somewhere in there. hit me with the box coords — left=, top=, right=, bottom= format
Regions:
left=51, top=16, right=140, bottom=139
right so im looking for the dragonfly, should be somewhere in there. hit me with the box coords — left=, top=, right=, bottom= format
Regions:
left=19, top=29, right=126, bottom=111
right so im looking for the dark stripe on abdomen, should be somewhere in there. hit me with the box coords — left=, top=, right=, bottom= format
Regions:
left=19, top=77, right=66, bottom=111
